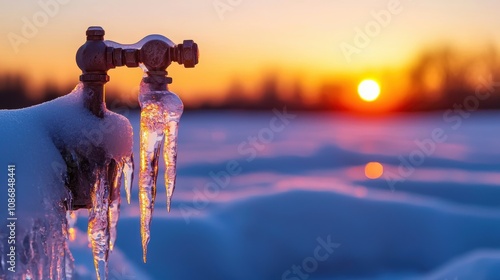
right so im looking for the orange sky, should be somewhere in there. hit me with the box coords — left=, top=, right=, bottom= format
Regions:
left=1, top=0, right=499, bottom=108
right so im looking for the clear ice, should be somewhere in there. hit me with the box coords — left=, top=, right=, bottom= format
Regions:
left=138, top=80, right=184, bottom=262
left=123, top=155, right=134, bottom=205
left=0, top=203, right=74, bottom=280
left=88, top=156, right=133, bottom=280
left=88, top=163, right=112, bottom=280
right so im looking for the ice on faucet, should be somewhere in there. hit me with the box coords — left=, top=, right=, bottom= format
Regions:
left=0, top=84, right=134, bottom=279
left=0, top=25, right=195, bottom=278
left=138, top=80, right=184, bottom=262
left=88, top=166, right=111, bottom=280
left=123, top=155, right=134, bottom=205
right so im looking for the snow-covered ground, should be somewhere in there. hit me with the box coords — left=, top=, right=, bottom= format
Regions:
left=66, top=110, right=500, bottom=279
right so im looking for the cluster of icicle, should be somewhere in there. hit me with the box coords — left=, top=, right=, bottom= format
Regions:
left=86, top=66, right=183, bottom=278
left=87, top=156, right=134, bottom=280
left=138, top=78, right=184, bottom=263
left=88, top=77, right=183, bottom=279
left=0, top=155, right=135, bottom=280
left=0, top=205, right=74, bottom=280
left=105, top=35, right=184, bottom=265
left=86, top=81, right=183, bottom=279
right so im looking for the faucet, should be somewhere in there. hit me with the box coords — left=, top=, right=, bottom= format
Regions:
left=76, top=26, right=199, bottom=118
left=69, top=26, right=199, bottom=210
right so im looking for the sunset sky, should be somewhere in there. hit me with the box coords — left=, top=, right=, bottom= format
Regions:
left=1, top=0, right=499, bottom=107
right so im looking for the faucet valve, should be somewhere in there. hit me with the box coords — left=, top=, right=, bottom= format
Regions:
left=175, top=40, right=199, bottom=68
left=75, top=26, right=199, bottom=116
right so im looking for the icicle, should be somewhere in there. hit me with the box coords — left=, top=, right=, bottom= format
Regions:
left=109, top=160, right=124, bottom=251
left=16, top=196, right=75, bottom=279
left=86, top=159, right=125, bottom=279
left=32, top=220, right=46, bottom=280
left=138, top=84, right=184, bottom=262
left=55, top=243, right=64, bottom=280
left=164, top=118, right=180, bottom=212
left=109, top=192, right=121, bottom=252
left=45, top=204, right=69, bottom=279
left=122, top=154, right=134, bottom=204
left=88, top=167, right=110, bottom=280
left=49, top=235, right=55, bottom=279
left=139, top=118, right=164, bottom=262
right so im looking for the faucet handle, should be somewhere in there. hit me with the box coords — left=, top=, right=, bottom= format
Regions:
left=86, top=26, right=105, bottom=40
left=140, top=40, right=171, bottom=71
left=176, top=40, right=199, bottom=68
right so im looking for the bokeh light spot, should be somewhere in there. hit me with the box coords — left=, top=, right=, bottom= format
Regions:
left=365, top=162, right=384, bottom=179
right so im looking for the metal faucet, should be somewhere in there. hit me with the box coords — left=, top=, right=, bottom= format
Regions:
left=68, top=26, right=199, bottom=210
left=76, top=26, right=199, bottom=117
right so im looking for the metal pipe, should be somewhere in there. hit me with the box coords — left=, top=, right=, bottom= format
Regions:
left=76, top=26, right=110, bottom=118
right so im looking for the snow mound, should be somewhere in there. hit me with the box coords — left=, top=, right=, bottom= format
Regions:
left=112, top=187, right=500, bottom=279
left=0, top=84, right=133, bottom=279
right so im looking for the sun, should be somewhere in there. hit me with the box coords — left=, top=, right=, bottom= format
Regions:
left=358, top=79, right=381, bottom=102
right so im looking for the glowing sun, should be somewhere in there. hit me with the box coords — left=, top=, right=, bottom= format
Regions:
left=358, top=79, right=381, bottom=102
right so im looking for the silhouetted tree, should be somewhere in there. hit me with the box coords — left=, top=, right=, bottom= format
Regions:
left=259, top=74, right=283, bottom=109
left=0, top=74, right=33, bottom=109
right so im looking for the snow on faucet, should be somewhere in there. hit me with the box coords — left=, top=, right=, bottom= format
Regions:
left=0, top=26, right=199, bottom=280
left=0, top=83, right=134, bottom=280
